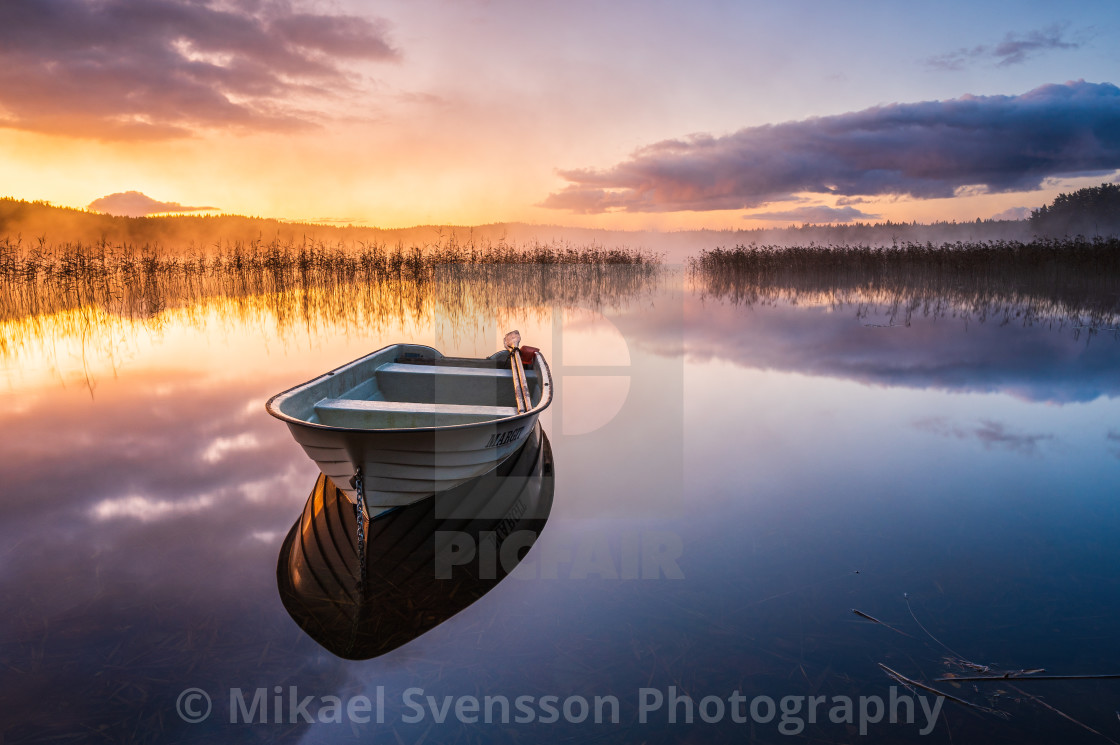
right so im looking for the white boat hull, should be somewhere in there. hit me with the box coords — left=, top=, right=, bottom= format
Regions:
left=267, top=343, right=552, bottom=507
left=283, top=413, right=541, bottom=505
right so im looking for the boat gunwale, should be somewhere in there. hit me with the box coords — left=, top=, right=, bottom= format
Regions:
left=265, top=343, right=553, bottom=435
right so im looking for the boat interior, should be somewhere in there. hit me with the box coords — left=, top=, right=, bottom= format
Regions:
left=273, top=344, right=546, bottom=429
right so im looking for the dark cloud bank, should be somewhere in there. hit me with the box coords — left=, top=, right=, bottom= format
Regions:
left=0, top=0, right=397, bottom=140
left=543, top=81, right=1120, bottom=214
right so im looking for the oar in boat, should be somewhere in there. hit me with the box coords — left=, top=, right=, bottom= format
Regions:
left=504, top=330, right=530, bottom=414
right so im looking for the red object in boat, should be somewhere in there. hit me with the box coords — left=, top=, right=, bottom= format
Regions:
left=520, top=346, right=539, bottom=365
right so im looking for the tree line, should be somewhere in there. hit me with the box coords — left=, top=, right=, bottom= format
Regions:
left=1030, top=182, right=1120, bottom=237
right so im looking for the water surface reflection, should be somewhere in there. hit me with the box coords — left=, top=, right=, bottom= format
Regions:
left=278, top=427, right=554, bottom=660
left=1, top=263, right=1119, bottom=743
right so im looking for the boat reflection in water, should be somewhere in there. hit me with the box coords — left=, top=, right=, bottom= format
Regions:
left=277, top=426, right=554, bottom=660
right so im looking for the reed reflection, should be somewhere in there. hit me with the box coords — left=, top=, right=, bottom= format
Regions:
left=0, top=239, right=661, bottom=379
left=690, top=239, right=1120, bottom=332
left=677, top=240, right=1120, bottom=404
left=277, top=426, right=554, bottom=660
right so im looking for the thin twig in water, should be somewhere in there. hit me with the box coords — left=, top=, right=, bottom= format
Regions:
left=1005, top=683, right=1120, bottom=745
left=852, top=608, right=914, bottom=638
left=941, top=673, right=1120, bottom=683
left=877, top=664, right=1009, bottom=719
left=905, top=594, right=967, bottom=659
left=906, top=594, right=1002, bottom=674
left=905, top=595, right=1120, bottom=739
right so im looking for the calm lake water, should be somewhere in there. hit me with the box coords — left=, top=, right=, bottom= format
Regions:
left=2, top=265, right=1120, bottom=744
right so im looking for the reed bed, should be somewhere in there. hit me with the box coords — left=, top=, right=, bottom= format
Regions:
left=0, top=236, right=662, bottom=368
left=0, top=237, right=659, bottom=317
left=690, top=238, right=1120, bottom=331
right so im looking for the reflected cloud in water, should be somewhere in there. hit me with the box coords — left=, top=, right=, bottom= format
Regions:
left=913, top=417, right=1055, bottom=457
left=621, top=294, right=1120, bottom=404
left=679, top=243, right=1120, bottom=402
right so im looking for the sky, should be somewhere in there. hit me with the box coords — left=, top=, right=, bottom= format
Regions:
left=1, top=0, right=1118, bottom=230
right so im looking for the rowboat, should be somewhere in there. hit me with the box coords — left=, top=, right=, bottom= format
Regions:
left=276, top=425, right=555, bottom=659
left=265, top=332, right=552, bottom=509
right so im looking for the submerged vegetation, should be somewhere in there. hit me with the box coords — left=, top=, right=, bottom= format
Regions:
left=690, top=238, right=1120, bottom=331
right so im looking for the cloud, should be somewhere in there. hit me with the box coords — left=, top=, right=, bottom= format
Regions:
left=993, top=24, right=1082, bottom=66
left=744, top=205, right=878, bottom=224
left=541, top=81, right=1120, bottom=214
left=924, top=45, right=987, bottom=73
left=0, top=0, right=398, bottom=140
left=88, top=191, right=217, bottom=217
left=991, top=206, right=1031, bottom=220
left=1110, top=430, right=1120, bottom=459
left=925, top=24, right=1083, bottom=70
left=914, top=418, right=1053, bottom=456
left=89, top=493, right=216, bottom=522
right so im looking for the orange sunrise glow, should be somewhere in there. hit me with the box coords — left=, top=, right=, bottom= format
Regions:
left=0, top=2, right=1117, bottom=234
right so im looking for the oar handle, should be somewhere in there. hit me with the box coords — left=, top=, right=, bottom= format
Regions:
left=504, top=330, right=529, bottom=413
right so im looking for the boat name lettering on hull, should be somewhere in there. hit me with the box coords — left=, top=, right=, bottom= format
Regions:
left=485, top=426, right=525, bottom=448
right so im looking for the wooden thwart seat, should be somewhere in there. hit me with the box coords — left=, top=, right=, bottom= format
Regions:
left=375, top=363, right=536, bottom=379
left=373, top=362, right=537, bottom=410
left=314, top=398, right=517, bottom=429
